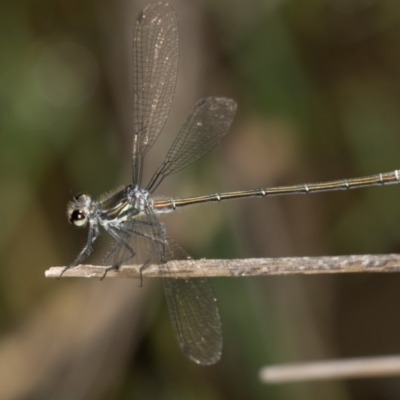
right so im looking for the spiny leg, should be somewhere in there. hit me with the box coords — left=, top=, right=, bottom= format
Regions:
left=112, top=225, right=166, bottom=286
left=137, top=253, right=159, bottom=287
left=101, top=224, right=163, bottom=266
left=100, top=226, right=135, bottom=280
left=136, top=222, right=167, bottom=287
left=122, top=219, right=167, bottom=286
left=101, top=219, right=164, bottom=265
left=118, top=225, right=165, bottom=247
left=60, top=225, right=99, bottom=279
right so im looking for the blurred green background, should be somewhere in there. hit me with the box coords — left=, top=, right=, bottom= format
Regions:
left=2, top=0, right=400, bottom=399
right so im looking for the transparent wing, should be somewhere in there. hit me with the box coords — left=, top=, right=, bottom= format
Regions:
left=161, top=238, right=223, bottom=365
left=132, top=3, right=179, bottom=186
left=105, top=207, right=222, bottom=365
left=147, top=97, right=237, bottom=192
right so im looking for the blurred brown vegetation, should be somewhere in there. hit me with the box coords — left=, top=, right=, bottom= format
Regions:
left=2, top=0, right=400, bottom=399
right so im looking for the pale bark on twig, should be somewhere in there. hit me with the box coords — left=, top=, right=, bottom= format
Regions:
left=45, top=253, right=400, bottom=279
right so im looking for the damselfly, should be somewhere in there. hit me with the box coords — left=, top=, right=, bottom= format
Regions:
left=65, top=3, right=400, bottom=365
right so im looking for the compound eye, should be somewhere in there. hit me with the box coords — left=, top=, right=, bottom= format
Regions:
left=70, top=210, right=87, bottom=227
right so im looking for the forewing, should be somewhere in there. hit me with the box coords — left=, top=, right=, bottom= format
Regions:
left=132, top=3, right=179, bottom=185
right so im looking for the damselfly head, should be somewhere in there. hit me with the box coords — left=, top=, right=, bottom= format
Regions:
left=67, top=193, right=92, bottom=227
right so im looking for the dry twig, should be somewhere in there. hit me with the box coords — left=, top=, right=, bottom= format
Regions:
left=45, top=253, right=400, bottom=279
